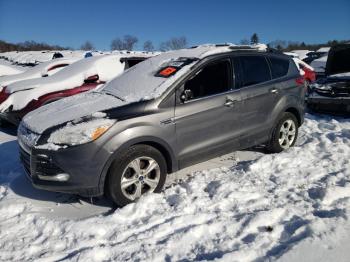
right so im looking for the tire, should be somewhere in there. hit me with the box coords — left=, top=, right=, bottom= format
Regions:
left=106, top=144, right=167, bottom=207
left=266, top=112, right=298, bottom=153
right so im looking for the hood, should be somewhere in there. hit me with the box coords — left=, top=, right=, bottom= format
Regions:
left=325, top=44, right=350, bottom=76
left=22, top=92, right=125, bottom=134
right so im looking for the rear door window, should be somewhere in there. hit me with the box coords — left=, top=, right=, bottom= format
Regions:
left=239, top=56, right=271, bottom=87
left=269, top=57, right=290, bottom=79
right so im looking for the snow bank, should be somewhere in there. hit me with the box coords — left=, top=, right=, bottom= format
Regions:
left=311, top=55, right=328, bottom=73
left=290, top=50, right=311, bottom=60
left=0, top=60, right=26, bottom=76
left=1, top=114, right=350, bottom=261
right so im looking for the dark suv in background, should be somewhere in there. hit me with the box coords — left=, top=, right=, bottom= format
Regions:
left=18, top=44, right=305, bottom=206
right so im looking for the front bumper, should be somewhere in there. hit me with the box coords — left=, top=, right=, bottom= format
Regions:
left=307, top=92, right=350, bottom=114
left=18, top=138, right=112, bottom=197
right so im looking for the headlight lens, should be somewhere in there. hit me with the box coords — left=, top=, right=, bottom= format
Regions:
left=47, top=118, right=116, bottom=146
left=312, top=83, right=332, bottom=91
left=18, top=122, right=40, bottom=148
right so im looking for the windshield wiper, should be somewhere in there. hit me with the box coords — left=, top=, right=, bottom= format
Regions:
left=99, top=91, right=125, bottom=102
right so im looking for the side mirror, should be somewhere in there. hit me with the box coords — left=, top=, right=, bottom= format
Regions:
left=84, top=74, right=99, bottom=83
left=180, top=89, right=193, bottom=102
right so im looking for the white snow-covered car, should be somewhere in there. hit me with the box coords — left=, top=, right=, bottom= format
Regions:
left=0, top=53, right=153, bottom=125
left=290, top=50, right=311, bottom=60
left=0, top=57, right=80, bottom=91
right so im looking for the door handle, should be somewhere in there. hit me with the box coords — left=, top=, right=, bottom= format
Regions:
left=224, top=97, right=236, bottom=107
left=270, top=88, right=279, bottom=94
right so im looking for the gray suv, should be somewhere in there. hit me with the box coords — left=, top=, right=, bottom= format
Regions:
left=18, top=44, right=305, bottom=206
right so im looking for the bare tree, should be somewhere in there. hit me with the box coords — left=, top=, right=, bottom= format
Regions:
left=110, top=38, right=124, bottom=50
left=159, top=36, right=187, bottom=51
left=80, top=41, right=95, bottom=50
left=123, top=35, right=138, bottom=50
left=111, top=35, right=138, bottom=51
left=143, top=40, right=154, bottom=52
left=250, top=33, right=259, bottom=45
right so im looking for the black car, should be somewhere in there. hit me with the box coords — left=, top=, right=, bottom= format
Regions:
left=307, top=43, right=350, bottom=114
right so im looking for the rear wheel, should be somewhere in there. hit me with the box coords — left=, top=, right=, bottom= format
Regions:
left=106, top=144, right=167, bottom=207
left=267, top=112, right=298, bottom=153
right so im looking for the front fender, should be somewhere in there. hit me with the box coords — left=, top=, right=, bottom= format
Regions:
left=97, top=126, right=177, bottom=195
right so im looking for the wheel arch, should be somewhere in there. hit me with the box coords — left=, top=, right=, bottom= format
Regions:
left=285, top=106, right=302, bottom=126
left=98, top=136, right=177, bottom=195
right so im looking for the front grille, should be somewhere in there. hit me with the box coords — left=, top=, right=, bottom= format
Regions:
left=19, top=147, right=64, bottom=178
left=19, top=146, right=31, bottom=176
left=34, top=154, right=64, bottom=176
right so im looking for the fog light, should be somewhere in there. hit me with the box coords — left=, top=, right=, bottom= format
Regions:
left=38, top=173, right=70, bottom=182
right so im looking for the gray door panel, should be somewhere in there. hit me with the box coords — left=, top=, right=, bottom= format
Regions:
left=175, top=90, right=242, bottom=166
left=239, top=82, right=279, bottom=146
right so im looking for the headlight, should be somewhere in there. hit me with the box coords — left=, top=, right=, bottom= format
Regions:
left=47, top=118, right=116, bottom=146
left=18, top=122, right=40, bottom=148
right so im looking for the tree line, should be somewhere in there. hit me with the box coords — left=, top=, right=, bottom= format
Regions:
left=241, top=33, right=349, bottom=51
left=1, top=34, right=349, bottom=53
left=81, top=35, right=188, bottom=52
left=0, top=40, right=70, bottom=52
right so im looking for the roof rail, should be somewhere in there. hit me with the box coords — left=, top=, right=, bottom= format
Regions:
left=228, top=44, right=268, bottom=52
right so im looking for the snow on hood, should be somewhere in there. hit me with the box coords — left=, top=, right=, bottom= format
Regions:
left=325, top=44, right=350, bottom=76
left=0, top=57, right=79, bottom=91
left=22, top=92, right=124, bottom=134
left=102, top=44, right=267, bottom=102
left=0, top=54, right=130, bottom=112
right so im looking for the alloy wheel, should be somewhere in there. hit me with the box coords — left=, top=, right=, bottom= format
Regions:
left=278, top=119, right=296, bottom=149
left=120, top=156, right=161, bottom=200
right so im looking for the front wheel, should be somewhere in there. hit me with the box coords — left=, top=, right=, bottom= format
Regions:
left=267, top=112, right=298, bottom=153
left=106, top=144, right=167, bottom=207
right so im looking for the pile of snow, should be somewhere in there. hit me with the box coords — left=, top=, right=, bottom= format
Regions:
left=317, top=47, right=331, bottom=53
left=0, top=50, right=90, bottom=65
left=311, top=55, right=328, bottom=73
left=0, top=60, right=26, bottom=76
left=1, top=113, right=350, bottom=261
left=291, top=50, right=311, bottom=60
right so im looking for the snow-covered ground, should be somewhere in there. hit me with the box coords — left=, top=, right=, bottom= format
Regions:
left=0, top=113, right=350, bottom=261
left=0, top=59, right=27, bottom=76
